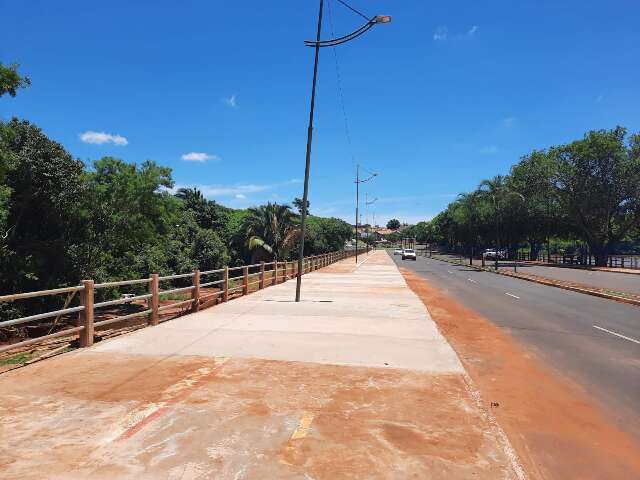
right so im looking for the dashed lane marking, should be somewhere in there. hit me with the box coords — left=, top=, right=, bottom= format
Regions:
left=468, top=278, right=477, bottom=283
left=593, top=325, right=640, bottom=345
left=505, top=292, right=520, bottom=299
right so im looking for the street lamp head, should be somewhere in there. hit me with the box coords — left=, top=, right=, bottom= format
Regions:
left=374, top=15, right=392, bottom=24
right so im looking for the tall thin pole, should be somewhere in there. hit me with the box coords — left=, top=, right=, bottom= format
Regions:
left=355, top=164, right=359, bottom=263
left=295, top=0, right=324, bottom=303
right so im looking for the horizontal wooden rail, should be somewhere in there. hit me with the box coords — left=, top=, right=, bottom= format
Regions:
left=158, top=286, right=195, bottom=297
left=0, top=306, right=85, bottom=329
left=94, top=278, right=151, bottom=289
left=0, top=326, right=85, bottom=355
left=0, top=285, right=84, bottom=303
left=158, top=272, right=194, bottom=281
left=94, top=293, right=152, bottom=309
left=93, top=310, right=151, bottom=328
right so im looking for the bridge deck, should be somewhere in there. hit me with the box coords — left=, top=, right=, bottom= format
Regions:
left=0, top=251, right=522, bottom=479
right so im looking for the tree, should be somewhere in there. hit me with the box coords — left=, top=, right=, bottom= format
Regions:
left=509, top=150, right=566, bottom=258
left=0, top=63, right=31, bottom=98
left=238, top=203, right=299, bottom=262
left=0, top=118, right=85, bottom=294
left=387, top=218, right=401, bottom=230
left=477, top=175, right=525, bottom=255
left=297, top=216, right=352, bottom=255
left=552, top=127, right=640, bottom=265
left=292, top=197, right=310, bottom=216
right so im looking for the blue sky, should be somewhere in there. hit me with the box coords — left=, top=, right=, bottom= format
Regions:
left=3, top=0, right=639, bottom=225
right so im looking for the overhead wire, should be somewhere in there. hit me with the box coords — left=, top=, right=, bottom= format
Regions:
left=327, top=0, right=356, bottom=169
left=335, top=0, right=370, bottom=21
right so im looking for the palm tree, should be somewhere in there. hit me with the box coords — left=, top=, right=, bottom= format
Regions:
left=240, top=203, right=300, bottom=263
left=478, top=175, right=525, bottom=268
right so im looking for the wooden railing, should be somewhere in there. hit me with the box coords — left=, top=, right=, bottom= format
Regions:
left=0, top=249, right=365, bottom=356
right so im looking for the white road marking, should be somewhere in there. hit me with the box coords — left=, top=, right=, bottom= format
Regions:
left=447, top=270, right=454, bottom=274
left=593, top=325, right=640, bottom=345
left=505, top=292, right=520, bottom=299
left=468, top=278, right=477, bottom=283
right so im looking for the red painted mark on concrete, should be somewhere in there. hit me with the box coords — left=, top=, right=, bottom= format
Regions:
left=116, top=360, right=228, bottom=442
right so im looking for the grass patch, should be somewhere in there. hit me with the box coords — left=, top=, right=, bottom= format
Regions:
left=0, top=351, right=35, bottom=365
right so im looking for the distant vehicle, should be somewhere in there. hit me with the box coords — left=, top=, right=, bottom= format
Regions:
left=484, top=249, right=505, bottom=260
left=402, top=249, right=417, bottom=260
left=394, top=248, right=403, bottom=256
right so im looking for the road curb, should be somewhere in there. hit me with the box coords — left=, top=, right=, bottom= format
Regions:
left=427, top=255, right=640, bottom=308
left=522, top=261, right=640, bottom=276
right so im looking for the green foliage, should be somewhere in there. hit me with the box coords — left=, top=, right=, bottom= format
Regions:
left=0, top=63, right=31, bottom=98
left=237, top=203, right=299, bottom=262
left=298, top=216, right=352, bottom=256
left=552, top=127, right=640, bottom=263
left=386, top=218, right=401, bottom=230
left=0, top=116, right=359, bottom=322
left=0, top=118, right=86, bottom=294
left=293, top=197, right=310, bottom=215
left=420, top=127, right=640, bottom=265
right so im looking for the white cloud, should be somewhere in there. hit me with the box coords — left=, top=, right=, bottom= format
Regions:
left=479, top=145, right=498, bottom=154
left=433, top=26, right=448, bottom=41
left=173, top=179, right=300, bottom=198
left=181, top=152, right=220, bottom=163
left=79, top=131, right=128, bottom=146
left=224, top=94, right=237, bottom=108
left=467, top=25, right=479, bottom=36
left=235, top=194, right=247, bottom=199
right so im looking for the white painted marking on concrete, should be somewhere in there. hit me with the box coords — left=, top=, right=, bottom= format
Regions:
left=468, top=278, right=477, bottom=284
left=505, top=292, right=520, bottom=299
left=447, top=270, right=454, bottom=274
left=593, top=325, right=640, bottom=345
left=355, top=253, right=375, bottom=269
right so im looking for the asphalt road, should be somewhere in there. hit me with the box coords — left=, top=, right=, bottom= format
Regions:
left=437, top=254, right=640, bottom=295
left=391, top=252, right=640, bottom=440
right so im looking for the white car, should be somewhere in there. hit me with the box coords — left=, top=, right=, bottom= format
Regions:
left=394, top=248, right=403, bottom=256
left=484, top=249, right=505, bottom=260
left=402, top=249, right=417, bottom=260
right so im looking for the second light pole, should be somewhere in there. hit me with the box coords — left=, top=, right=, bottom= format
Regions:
left=355, top=164, right=377, bottom=263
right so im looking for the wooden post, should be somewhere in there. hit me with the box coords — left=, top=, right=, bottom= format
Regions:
left=192, top=269, right=201, bottom=312
left=259, top=261, right=265, bottom=289
left=223, top=267, right=229, bottom=302
left=274, top=262, right=278, bottom=285
left=243, top=266, right=249, bottom=295
left=149, top=274, right=159, bottom=326
left=78, top=280, right=94, bottom=347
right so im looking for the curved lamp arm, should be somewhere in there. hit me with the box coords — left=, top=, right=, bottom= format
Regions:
left=304, top=16, right=391, bottom=48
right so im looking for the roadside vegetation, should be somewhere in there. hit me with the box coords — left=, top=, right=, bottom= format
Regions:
left=403, top=127, right=640, bottom=265
left=0, top=118, right=352, bottom=324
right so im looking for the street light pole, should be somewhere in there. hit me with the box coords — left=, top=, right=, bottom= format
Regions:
left=296, top=0, right=324, bottom=303
left=295, top=4, right=391, bottom=302
left=355, top=164, right=360, bottom=263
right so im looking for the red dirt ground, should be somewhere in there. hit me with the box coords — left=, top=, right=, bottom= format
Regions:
left=1, top=353, right=520, bottom=479
left=400, top=267, right=640, bottom=480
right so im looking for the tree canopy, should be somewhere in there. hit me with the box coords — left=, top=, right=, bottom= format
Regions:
left=0, top=63, right=31, bottom=98
left=417, top=127, right=640, bottom=265
left=386, top=218, right=401, bottom=230
left=0, top=117, right=353, bottom=312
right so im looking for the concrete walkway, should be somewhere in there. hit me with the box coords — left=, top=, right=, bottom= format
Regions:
left=91, top=252, right=463, bottom=372
left=0, top=251, right=523, bottom=480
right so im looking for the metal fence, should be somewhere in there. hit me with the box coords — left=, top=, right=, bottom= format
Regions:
left=0, top=249, right=364, bottom=356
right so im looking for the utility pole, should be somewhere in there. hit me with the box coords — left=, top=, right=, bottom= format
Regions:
left=295, top=0, right=324, bottom=302
left=355, top=164, right=360, bottom=263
